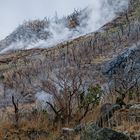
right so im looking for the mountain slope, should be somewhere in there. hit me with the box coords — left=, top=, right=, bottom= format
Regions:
left=0, top=0, right=139, bottom=103
left=0, top=1, right=139, bottom=139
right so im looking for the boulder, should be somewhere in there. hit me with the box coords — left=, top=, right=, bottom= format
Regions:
left=61, top=128, right=74, bottom=135
left=81, top=126, right=130, bottom=140
left=130, top=104, right=140, bottom=109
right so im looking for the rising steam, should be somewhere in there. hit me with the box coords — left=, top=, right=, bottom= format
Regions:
left=0, top=0, right=129, bottom=53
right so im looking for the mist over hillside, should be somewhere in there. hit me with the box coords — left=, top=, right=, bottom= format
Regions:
left=0, top=0, right=129, bottom=53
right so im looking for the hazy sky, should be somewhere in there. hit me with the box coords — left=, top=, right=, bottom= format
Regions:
left=0, top=0, right=93, bottom=40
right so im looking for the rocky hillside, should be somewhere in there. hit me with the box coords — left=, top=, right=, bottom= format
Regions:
left=0, top=0, right=139, bottom=139
left=0, top=0, right=139, bottom=98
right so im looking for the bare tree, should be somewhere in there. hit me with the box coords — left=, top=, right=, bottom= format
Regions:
left=41, top=67, right=102, bottom=124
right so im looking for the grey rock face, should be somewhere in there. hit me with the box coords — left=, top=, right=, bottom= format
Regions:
left=102, top=45, right=140, bottom=78
left=102, top=45, right=140, bottom=102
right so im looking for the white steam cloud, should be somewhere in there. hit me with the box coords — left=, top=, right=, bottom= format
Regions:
left=0, top=0, right=129, bottom=53
left=27, top=0, right=129, bottom=49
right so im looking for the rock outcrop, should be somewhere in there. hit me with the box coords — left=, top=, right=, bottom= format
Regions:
left=78, top=123, right=130, bottom=140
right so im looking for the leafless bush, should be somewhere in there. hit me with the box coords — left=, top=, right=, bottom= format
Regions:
left=24, top=19, right=48, bottom=32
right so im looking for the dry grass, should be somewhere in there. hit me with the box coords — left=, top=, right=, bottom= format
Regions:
left=0, top=104, right=53, bottom=139
left=81, top=105, right=100, bottom=123
left=0, top=103, right=101, bottom=140
left=0, top=100, right=139, bottom=140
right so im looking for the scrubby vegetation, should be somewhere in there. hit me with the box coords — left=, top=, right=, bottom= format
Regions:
left=0, top=0, right=140, bottom=139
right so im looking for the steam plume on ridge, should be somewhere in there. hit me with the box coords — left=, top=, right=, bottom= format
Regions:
left=28, top=0, right=129, bottom=49
left=0, top=0, right=129, bottom=53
